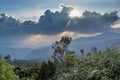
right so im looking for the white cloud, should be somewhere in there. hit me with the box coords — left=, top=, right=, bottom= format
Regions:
left=111, top=23, right=120, bottom=29
left=111, top=21, right=120, bottom=29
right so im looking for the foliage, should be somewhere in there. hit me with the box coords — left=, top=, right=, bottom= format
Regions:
left=0, top=36, right=120, bottom=80
left=65, top=51, right=76, bottom=70
left=0, top=54, right=19, bottom=80
left=56, top=47, right=120, bottom=80
left=52, top=36, right=72, bottom=67
left=37, top=60, right=56, bottom=80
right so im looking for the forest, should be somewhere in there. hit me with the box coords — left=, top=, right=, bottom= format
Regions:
left=0, top=36, right=120, bottom=80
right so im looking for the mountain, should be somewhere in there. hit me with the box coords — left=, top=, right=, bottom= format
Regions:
left=0, top=48, right=32, bottom=60
left=0, top=32, right=119, bottom=60
left=25, top=46, right=52, bottom=60
left=26, top=32, right=120, bottom=60
left=70, top=32, right=120, bottom=54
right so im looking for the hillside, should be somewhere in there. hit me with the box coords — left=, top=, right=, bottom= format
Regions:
left=26, top=32, right=120, bottom=60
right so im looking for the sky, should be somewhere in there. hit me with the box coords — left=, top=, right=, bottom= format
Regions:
left=0, top=0, right=120, bottom=48
left=0, top=0, right=120, bottom=21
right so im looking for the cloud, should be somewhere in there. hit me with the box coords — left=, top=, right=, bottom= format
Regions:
left=36, top=5, right=73, bottom=35
left=33, top=6, right=119, bottom=35
left=66, top=11, right=119, bottom=33
left=0, top=5, right=119, bottom=36
left=111, top=20, right=120, bottom=29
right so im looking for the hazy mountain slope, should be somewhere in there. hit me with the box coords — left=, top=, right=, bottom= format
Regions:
left=25, top=46, right=52, bottom=60
left=70, top=38, right=120, bottom=55
left=70, top=32, right=120, bottom=54
left=0, top=48, right=32, bottom=60
left=26, top=32, right=120, bottom=60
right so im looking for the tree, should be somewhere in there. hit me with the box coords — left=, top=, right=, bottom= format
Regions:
left=52, top=36, right=72, bottom=67
left=91, top=46, right=97, bottom=54
left=65, top=51, right=75, bottom=70
left=37, top=60, right=56, bottom=80
left=80, top=49, right=84, bottom=58
left=0, top=54, right=19, bottom=80
left=4, top=54, right=11, bottom=64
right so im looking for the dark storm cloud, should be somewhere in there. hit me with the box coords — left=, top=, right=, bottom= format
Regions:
left=31, top=5, right=119, bottom=35
left=66, top=10, right=119, bottom=33
left=36, top=5, right=73, bottom=35
left=0, top=5, right=119, bottom=36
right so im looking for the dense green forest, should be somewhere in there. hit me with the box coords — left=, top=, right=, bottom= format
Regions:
left=0, top=36, right=120, bottom=80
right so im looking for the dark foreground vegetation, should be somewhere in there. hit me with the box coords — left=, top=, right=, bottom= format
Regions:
left=0, top=36, right=120, bottom=80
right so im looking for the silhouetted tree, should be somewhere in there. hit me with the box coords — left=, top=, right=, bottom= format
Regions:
left=91, top=46, right=97, bottom=54
left=4, top=54, right=11, bottom=64
left=80, top=49, right=84, bottom=58
left=52, top=36, right=72, bottom=67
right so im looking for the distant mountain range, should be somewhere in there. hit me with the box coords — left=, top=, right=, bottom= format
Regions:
left=0, top=48, right=32, bottom=60
left=26, top=32, right=120, bottom=60
left=0, top=32, right=120, bottom=61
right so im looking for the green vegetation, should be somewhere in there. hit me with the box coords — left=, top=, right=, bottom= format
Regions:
left=0, top=36, right=120, bottom=80
left=56, top=48, right=120, bottom=80
left=0, top=55, right=19, bottom=80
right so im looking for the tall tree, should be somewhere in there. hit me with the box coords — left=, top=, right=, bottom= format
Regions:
left=52, top=36, right=72, bottom=67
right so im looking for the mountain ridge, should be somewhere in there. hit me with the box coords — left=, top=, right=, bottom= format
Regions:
left=26, top=32, right=120, bottom=60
